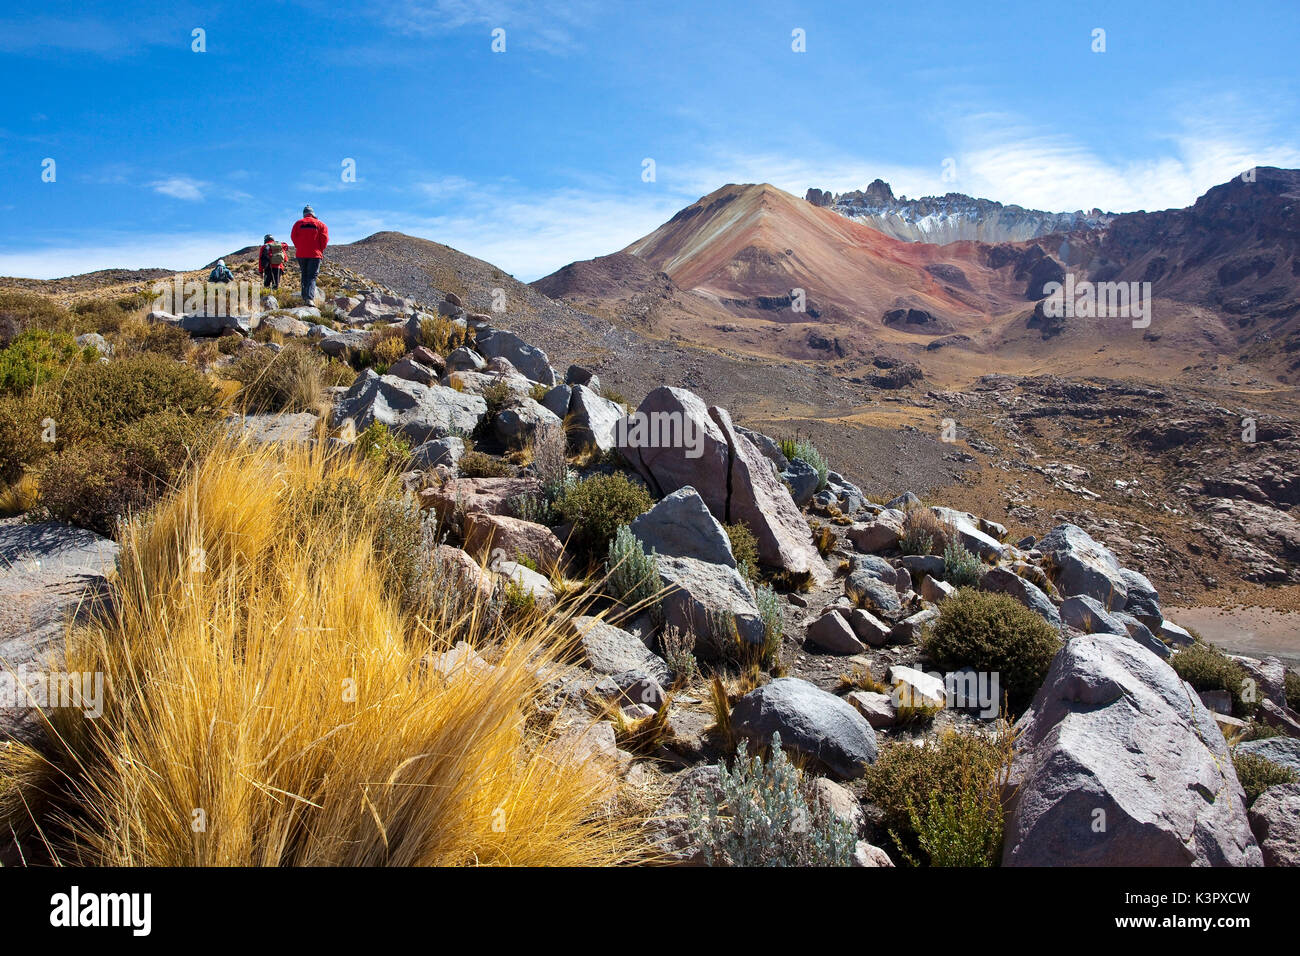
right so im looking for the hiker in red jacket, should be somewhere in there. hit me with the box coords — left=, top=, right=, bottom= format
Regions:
left=291, top=205, right=329, bottom=302
left=258, top=234, right=290, bottom=290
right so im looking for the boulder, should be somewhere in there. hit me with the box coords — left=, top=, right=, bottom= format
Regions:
left=494, top=398, right=561, bottom=446
left=851, top=842, right=896, bottom=867
left=805, top=611, right=866, bottom=655
left=628, top=487, right=735, bottom=567
left=566, top=384, right=624, bottom=452
left=729, top=677, right=878, bottom=780
left=1158, top=620, right=1196, bottom=648
left=0, top=522, right=119, bottom=744
left=617, top=387, right=828, bottom=583
left=181, top=311, right=251, bottom=336
left=318, top=330, right=372, bottom=357
left=431, top=545, right=494, bottom=599
left=420, top=476, right=540, bottom=523
left=333, top=369, right=486, bottom=444
left=569, top=616, right=670, bottom=684
left=462, top=512, right=566, bottom=573
left=225, top=411, right=318, bottom=445
left=650, top=765, right=725, bottom=865
left=445, top=346, right=486, bottom=372
left=387, top=356, right=440, bottom=387
left=1037, top=523, right=1129, bottom=609
left=1235, top=737, right=1300, bottom=777
left=475, top=328, right=556, bottom=385
left=846, top=608, right=891, bottom=647
left=497, top=560, right=556, bottom=608
left=781, top=458, right=821, bottom=507
left=1003, top=633, right=1263, bottom=866
left=1060, top=594, right=1127, bottom=636
left=1248, top=783, right=1300, bottom=867
left=887, top=665, right=946, bottom=708
left=845, top=570, right=902, bottom=617
left=847, top=690, right=896, bottom=728
left=540, top=384, right=572, bottom=419
left=565, top=364, right=599, bottom=390
left=736, top=426, right=789, bottom=470
left=409, top=436, right=465, bottom=470
left=920, top=575, right=956, bottom=603
left=654, top=554, right=765, bottom=660
left=980, top=567, right=1061, bottom=628
left=256, top=313, right=312, bottom=337
left=809, top=778, right=865, bottom=836
left=889, top=607, right=938, bottom=644
left=899, top=553, right=944, bottom=578
left=931, top=506, right=1006, bottom=560
left=848, top=516, right=902, bottom=554
left=1120, top=567, right=1162, bottom=627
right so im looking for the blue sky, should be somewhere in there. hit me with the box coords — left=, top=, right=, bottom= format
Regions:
left=1, top=0, right=1297, bottom=280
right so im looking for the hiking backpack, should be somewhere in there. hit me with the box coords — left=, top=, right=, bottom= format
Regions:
left=265, top=242, right=286, bottom=266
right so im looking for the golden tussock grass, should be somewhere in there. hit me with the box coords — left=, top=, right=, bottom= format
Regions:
left=1, top=438, right=644, bottom=866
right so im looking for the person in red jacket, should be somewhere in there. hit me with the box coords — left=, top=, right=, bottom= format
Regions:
left=290, top=205, right=329, bottom=303
left=258, top=234, right=290, bottom=290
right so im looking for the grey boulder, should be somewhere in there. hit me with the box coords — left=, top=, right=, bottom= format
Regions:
left=730, top=677, right=878, bottom=780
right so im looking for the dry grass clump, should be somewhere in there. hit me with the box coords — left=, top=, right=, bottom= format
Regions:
left=1, top=438, right=642, bottom=866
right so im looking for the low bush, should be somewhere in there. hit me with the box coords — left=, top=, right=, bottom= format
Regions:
left=754, top=582, right=784, bottom=668
left=1233, top=752, right=1298, bottom=805
left=688, top=733, right=856, bottom=866
left=862, top=728, right=1011, bottom=866
left=0, top=330, right=96, bottom=391
left=458, top=450, right=515, bottom=478
left=725, top=520, right=759, bottom=579
left=0, top=290, right=75, bottom=344
left=39, top=411, right=211, bottom=535
left=606, top=524, right=659, bottom=610
left=1285, top=669, right=1300, bottom=712
left=555, top=472, right=653, bottom=558
left=1171, top=641, right=1252, bottom=716
left=942, top=539, right=983, bottom=587
left=355, top=422, right=410, bottom=471
left=922, top=588, right=1061, bottom=713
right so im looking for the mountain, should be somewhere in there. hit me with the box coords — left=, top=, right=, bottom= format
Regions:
left=536, top=171, right=1300, bottom=386
left=807, top=178, right=1113, bottom=244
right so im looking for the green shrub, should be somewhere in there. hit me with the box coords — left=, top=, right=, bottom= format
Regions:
left=118, top=321, right=192, bottom=360
left=1171, top=641, right=1252, bottom=716
left=754, top=582, right=783, bottom=667
left=1233, top=752, right=1298, bottom=805
left=49, top=354, right=217, bottom=437
left=555, top=472, right=653, bottom=557
left=606, top=524, right=659, bottom=609
left=725, top=520, right=759, bottom=579
left=230, top=344, right=325, bottom=413
left=1286, top=670, right=1300, bottom=712
left=688, top=733, right=856, bottom=866
left=458, top=450, right=514, bottom=478
left=942, top=539, right=982, bottom=587
left=355, top=422, right=410, bottom=471
left=779, top=436, right=829, bottom=491
left=922, top=588, right=1061, bottom=713
left=863, top=728, right=1010, bottom=865
left=38, top=411, right=211, bottom=535
left=0, top=330, right=95, bottom=391
left=0, top=355, right=217, bottom=486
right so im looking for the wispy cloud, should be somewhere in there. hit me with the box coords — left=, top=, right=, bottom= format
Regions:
left=149, top=177, right=208, bottom=201
left=374, top=0, right=600, bottom=53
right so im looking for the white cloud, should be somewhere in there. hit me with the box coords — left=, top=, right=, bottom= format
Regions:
left=150, top=177, right=208, bottom=201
